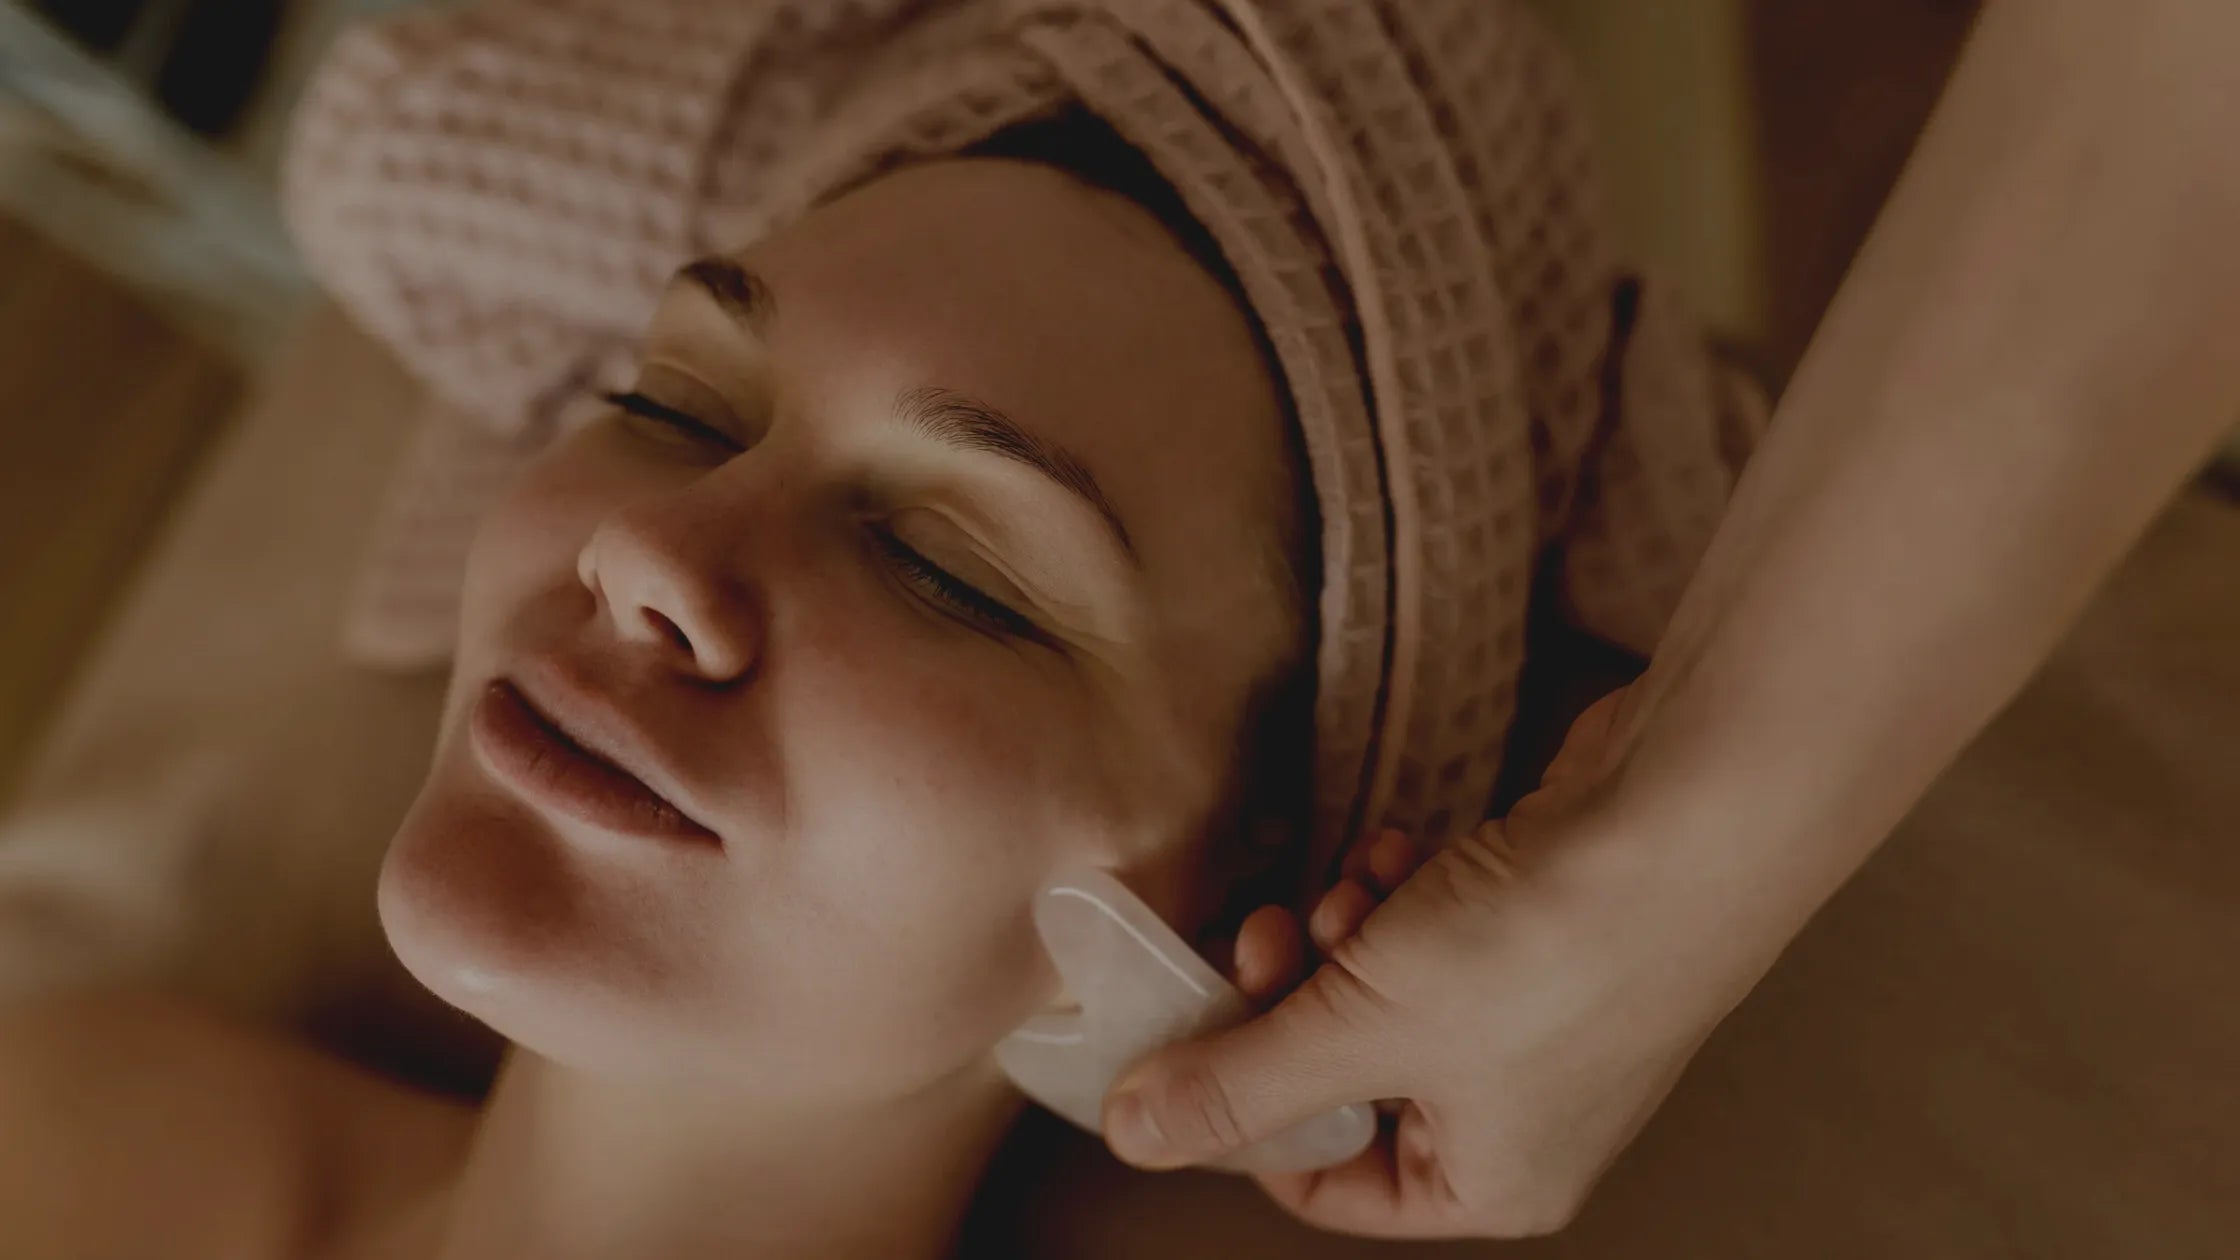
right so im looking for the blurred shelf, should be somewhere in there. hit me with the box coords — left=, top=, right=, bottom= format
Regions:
left=0, top=2, right=279, bottom=795
left=0, top=211, right=244, bottom=801
left=0, top=0, right=311, bottom=367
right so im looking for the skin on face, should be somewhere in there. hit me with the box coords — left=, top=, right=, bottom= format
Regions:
left=378, top=157, right=1306, bottom=1101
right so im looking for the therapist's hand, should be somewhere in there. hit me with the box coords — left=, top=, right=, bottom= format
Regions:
left=1102, top=689, right=1764, bottom=1238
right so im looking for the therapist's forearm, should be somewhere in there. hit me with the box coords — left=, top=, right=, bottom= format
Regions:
left=1607, top=0, right=2240, bottom=952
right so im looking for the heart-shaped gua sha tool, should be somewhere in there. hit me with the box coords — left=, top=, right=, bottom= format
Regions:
left=994, top=868, right=1375, bottom=1174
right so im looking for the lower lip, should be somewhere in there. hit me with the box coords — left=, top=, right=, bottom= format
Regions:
left=470, top=680, right=718, bottom=846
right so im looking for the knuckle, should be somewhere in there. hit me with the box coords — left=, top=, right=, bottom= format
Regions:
left=1167, top=1067, right=1251, bottom=1154
left=1299, top=945, right=1399, bottom=1029
left=1445, top=824, right=1529, bottom=892
left=1410, top=849, right=1503, bottom=926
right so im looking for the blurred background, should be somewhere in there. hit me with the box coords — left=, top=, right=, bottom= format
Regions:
left=0, top=2, right=2232, bottom=1256
left=1, top=0, right=412, bottom=795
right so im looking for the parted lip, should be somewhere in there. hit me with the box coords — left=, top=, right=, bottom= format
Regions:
left=477, top=655, right=721, bottom=844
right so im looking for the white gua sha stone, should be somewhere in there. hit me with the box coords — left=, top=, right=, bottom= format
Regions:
left=994, top=868, right=1376, bottom=1174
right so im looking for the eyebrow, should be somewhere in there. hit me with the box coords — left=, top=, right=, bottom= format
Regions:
left=677, top=257, right=774, bottom=338
left=897, top=387, right=1138, bottom=563
left=675, top=256, right=1138, bottom=565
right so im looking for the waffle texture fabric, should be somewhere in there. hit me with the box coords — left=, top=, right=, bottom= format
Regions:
left=283, top=0, right=1766, bottom=884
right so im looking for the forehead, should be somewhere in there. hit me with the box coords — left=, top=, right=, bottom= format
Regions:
left=731, top=158, right=1298, bottom=632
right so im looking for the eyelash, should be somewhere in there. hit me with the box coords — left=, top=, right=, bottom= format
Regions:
left=872, top=529, right=1042, bottom=641
left=603, top=389, right=1038, bottom=642
left=603, top=390, right=741, bottom=451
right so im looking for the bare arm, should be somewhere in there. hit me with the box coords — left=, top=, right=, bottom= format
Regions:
left=1102, top=1, right=2240, bottom=1236
left=1607, top=0, right=2240, bottom=961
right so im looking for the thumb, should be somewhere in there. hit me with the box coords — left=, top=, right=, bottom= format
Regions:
left=1102, top=967, right=1384, bottom=1170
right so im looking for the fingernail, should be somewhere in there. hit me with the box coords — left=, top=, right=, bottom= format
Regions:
left=1106, top=1088, right=1166, bottom=1165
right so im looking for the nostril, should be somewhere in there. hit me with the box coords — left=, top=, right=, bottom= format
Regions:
left=641, top=607, right=692, bottom=654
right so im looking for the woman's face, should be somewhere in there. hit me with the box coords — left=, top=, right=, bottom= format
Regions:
left=381, top=157, right=1303, bottom=1098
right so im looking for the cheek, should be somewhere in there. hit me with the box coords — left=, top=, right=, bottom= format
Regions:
left=464, top=441, right=616, bottom=611
left=795, top=607, right=1117, bottom=841
left=741, top=582, right=1136, bottom=1071
left=446, top=433, right=637, bottom=707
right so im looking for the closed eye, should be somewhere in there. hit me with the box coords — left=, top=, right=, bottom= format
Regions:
left=606, top=387, right=1040, bottom=642
left=604, top=390, right=742, bottom=453
left=871, top=528, right=1044, bottom=642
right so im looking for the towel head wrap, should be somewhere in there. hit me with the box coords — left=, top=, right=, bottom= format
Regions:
left=284, top=0, right=1764, bottom=889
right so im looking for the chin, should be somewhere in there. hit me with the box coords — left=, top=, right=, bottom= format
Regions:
left=376, top=763, right=704, bottom=1074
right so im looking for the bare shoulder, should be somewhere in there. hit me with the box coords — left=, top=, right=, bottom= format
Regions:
left=0, top=987, right=475, bottom=1260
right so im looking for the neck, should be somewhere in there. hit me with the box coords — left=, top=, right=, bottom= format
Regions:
left=413, top=1049, right=1021, bottom=1260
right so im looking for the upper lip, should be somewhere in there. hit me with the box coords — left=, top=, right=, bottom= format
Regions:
left=510, top=657, right=718, bottom=839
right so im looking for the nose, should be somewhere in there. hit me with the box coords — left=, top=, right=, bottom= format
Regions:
left=576, top=502, right=761, bottom=684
